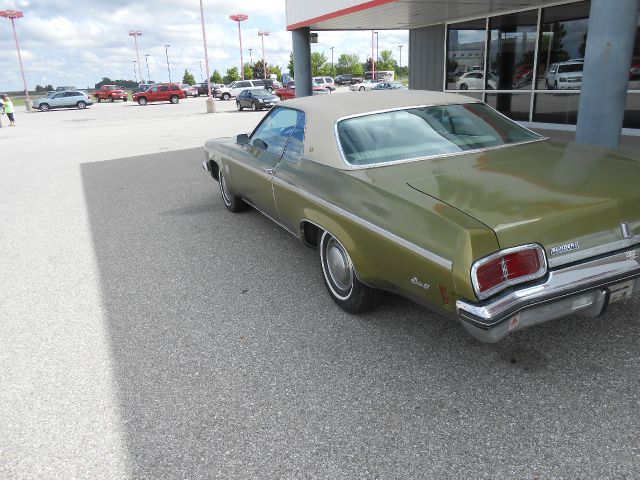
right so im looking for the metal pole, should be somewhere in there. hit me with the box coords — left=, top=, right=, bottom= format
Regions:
left=330, top=46, right=334, bottom=69
left=9, top=16, right=31, bottom=109
left=576, top=0, right=640, bottom=147
left=145, top=54, right=151, bottom=82
left=199, top=0, right=216, bottom=112
left=260, top=36, right=265, bottom=78
left=292, top=27, right=312, bottom=97
left=199, top=61, right=203, bottom=82
left=238, top=21, right=244, bottom=79
left=131, top=33, right=144, bottom=83
left=133, top=61, right=138, bottom=83
left=371, top=31, right=375, bottom=80
left=165, top=45, right=172, bottom=83
left=398, top=45, right=402, bottom=69
left=249, top=48, right=253, bottom=67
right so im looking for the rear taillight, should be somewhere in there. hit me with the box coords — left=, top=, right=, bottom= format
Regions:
left=471, top=244, right=547, bottom=300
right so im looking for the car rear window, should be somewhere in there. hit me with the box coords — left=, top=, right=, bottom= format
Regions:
left=558, top=64, right=583, bottom=73
left=336, top=103, right=542, bottom=166
left=170, top=84, right=180, bottom=91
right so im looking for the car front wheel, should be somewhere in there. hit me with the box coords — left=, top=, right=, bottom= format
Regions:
left=237, top=101, right=243, bottom=111
left=39, top=103, right=50, bottom=112
left=319, top=230, right=378, bottom=313
left=218, top=169, right=246, bottom=213
left=359, top=86, right=365, bottom=91
left=138, top=97, right=147, bottom=106
left=222, top=93, right=230, bottom=101
left=170, top=95, right=179, bottom=104
left=109, top=97, right=114, bottom=102
left=459, top=83, right=468, bottom=90
left=252, top=102, right=259, bottom=111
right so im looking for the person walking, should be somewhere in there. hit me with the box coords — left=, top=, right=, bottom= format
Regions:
left=0, top=95, right=4, bottom=128
left=3, top=95, right=15, bottom=127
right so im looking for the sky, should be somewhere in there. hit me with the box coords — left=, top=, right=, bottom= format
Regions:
left=0, top=0, right=408, bottom=91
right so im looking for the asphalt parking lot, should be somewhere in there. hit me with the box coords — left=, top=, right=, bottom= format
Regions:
left=1, top=93, right=640, bottom=479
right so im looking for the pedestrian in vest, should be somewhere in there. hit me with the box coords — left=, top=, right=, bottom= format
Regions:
left=0, top=96, right=4, bottom=128
left=3, top=95, right=15, bottom=127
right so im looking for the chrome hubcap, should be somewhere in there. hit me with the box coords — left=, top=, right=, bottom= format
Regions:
left=325, top=238, right=352, bottom=291
left=220, top=172, right=231, bottom=204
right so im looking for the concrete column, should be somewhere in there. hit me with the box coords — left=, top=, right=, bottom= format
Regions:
left=292, top=27, right=312, bottom=97
left=576, top=0, right=640, bottom=148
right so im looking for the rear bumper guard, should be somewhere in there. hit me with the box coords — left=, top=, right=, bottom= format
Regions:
left=456, top=245, right=640, bottom=342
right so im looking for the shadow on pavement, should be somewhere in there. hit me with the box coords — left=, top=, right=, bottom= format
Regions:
left=81, top=148, right=640, bottom=478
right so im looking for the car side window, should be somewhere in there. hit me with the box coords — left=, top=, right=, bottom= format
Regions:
left=160, top=86, right=170, bottom=92
left=250, top=107, right=303, bottom=158
left=150, top=87, right=158, bottom=92
left=54, top=93, right=64, bottom=98
left=283, top=113, right=306, bottom=162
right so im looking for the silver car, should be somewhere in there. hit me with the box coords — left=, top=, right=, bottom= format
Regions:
left=32, top=90, right=93, bottom=112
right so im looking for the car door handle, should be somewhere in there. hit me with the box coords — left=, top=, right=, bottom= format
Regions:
left=241, top=144, right=248, bottom=151
left=264, top=168, right=275, bottom=175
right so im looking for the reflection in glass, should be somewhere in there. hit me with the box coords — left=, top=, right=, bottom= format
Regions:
left=487, top=10, right=537, bottom=91
left=537, top=2, right=590, bottom=90
left=486, top=93, right=532, bottom=121
left=624, top=93, right=640, bottom=128
left=629, top=14, right=640, bottom=90
left=533, top=93, right=581, bottom=124
left=447, top=20, right=486, bottom=90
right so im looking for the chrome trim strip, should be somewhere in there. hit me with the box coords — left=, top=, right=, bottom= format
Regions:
left=272, top=176, right=453, bottom=270
left=457, top=245, right=640, bottom=327
left=548, top=238, right=640, bottom=268
left=243, top=198, right=300, bottom=239
left=332, top=103, right=546, bottom=171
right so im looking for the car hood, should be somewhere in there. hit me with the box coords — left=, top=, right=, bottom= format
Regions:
left=388, top=140, right=640, bottom=264
left=254, top=94, right=279, bottom=100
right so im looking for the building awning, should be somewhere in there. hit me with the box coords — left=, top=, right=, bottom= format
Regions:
left=286, top=0, right=571, bottom=30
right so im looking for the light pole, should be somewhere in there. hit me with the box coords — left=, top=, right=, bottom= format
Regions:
left=0, top=10, right=31, bottom=111
left=374, top=31, right=379, bottom=65
left=258, top=31, right=269, bottom=79
left=128, top=31, right=144, bottom=83
left=164, top=44, right=172, bottom=83
left=200, top=0, right=216, bottom=112
left=144, top=54, right=151, bottom=83
left=133, top=60, right=138, bottom=83
left=371, top=30, right=376, bottom=80
left=229, top=14, right=249, bottom=80
left=199, top=61, right=204, bottom=82
left=249, top=48, right=253, bottom=67
left=398, top=45, right=403, bottom=69
left=330, top=46, right=334, bottom=71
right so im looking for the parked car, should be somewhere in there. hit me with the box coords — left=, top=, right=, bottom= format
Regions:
left=181, top=84, right=199, bottom=97
left=262, top=78, right=282, bottom=92
left=132, top=83, right=185, bottom=105
left=202, top=90, right=640, bottom=343
left=94, top=85, right=128, bottom=102
left=313, top=76, right=336, bottom=91
left=236, top=88, right=280, bottom=111
left=334, top=74, right=363, bottom=85
left=274, top=81, right=329, bottom=100
left=217, top=80, right=265, bottom=100
left=455, top=71, right=498, bottom=90
left=55, top=86, right=77, bottom=91
left=546, top=60, right=583, bottom=90
left=32, top=90, right=93, bottom=111
left=349, top=80, right=380, bottom=91
left=372, top=81, right=408, bottom=90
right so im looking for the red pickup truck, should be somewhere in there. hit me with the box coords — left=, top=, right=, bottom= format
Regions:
left=94, top=85, right=128, bottom=102
left=132, top=83, right=186, bottom=105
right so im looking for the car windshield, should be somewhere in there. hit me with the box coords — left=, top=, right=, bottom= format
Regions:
left=336, top=103, right=542, bottom=166
left=252, top=89, right=271, bottom=96
left=558, top=64, right=583, bottom=73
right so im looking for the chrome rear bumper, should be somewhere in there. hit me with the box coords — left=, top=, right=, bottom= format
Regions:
left=456, top=245, right=640, bottom=342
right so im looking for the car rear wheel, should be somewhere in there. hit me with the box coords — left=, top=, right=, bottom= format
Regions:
left=170, top=95, right=179, bottom=104
left=123, top=97, right=128, bottom=102
left=138, top=97, right=148, bottom=106
left=459, top=83, right=468, bottom=90
left=39, top=103, right=50, bottom=112
left=252, top=102, right=259, bottom=111
left=77, top=101, right=86, bottom=109
left=222, top=93, right=230, bottom=101
left=218, top=169, right=246, bottom=213
left=108, top=97, right=114, bottom=102
left=96, top=97, right=102, bottom=103
left=359, top=86, right=365, bottom=91
left=319, top=230, right=378, bottom=313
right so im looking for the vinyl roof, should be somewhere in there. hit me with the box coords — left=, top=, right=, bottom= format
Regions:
left=282, top=90, right=481, bottom=169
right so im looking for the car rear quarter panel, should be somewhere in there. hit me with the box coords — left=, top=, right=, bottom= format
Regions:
left=272, top=158, right=499, bottom=309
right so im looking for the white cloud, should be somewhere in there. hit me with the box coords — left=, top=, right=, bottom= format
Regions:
left=0, top=0, right=407, bottom=91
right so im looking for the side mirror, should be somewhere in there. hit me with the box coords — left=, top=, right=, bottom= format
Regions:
left=236, top=133, right=249, bottom=145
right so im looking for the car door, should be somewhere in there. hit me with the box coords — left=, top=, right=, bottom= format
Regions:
left=49, top=92, right=65, bottom=107
left=238, top=90, right=250, bottom=108
left=227, top=107, right=303, bottom=219
left=158, top=85, right=171, bottom=101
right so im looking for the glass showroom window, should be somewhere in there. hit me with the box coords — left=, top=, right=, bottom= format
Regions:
left=446, top=19, right=486, bottom=90
left=533, top=1, right=590, bottom=125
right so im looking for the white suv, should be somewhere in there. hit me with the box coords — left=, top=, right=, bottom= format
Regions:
left=217, top=80, right=264, bottom=100
left=545, top=61, right=583, bottom=90
left=313, top=76, right=336, bottom=91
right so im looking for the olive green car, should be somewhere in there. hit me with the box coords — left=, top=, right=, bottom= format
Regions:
left=202, top=90, right=640, bottom=342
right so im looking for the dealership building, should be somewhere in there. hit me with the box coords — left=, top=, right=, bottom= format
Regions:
left=286, top=0, right=640, bottom=147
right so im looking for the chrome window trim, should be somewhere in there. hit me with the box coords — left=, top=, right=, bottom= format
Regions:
left=548, top=237, right=640, bottom=268
left=333, top=103, right=546, bottom=170
left=271, top=176, right=453, bottom=270
left=471, top=244, right=548, bottom=300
